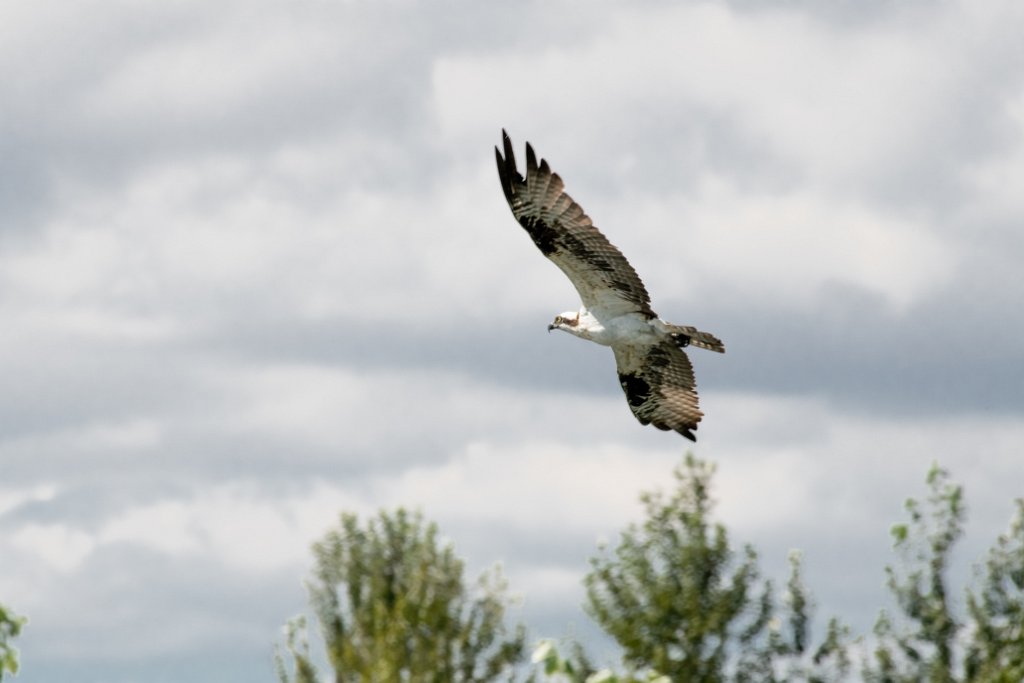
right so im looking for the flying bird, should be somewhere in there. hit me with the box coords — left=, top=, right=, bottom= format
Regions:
left=495, top=130, right=724, bottom=441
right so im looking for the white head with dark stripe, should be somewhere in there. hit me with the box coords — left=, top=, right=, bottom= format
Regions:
left=548, top=310, right=581, bottom=335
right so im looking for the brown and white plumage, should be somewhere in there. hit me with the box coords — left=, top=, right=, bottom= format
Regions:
left=495, top=131, right=654, bottom=319
left=495, top=130, right=724, bottom=440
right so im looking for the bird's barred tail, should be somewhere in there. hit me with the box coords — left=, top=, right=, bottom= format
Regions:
left=669, top=325, right=725, bottom=354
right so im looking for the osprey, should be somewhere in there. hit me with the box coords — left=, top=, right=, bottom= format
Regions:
left=495, top=131, right=724, bottom=441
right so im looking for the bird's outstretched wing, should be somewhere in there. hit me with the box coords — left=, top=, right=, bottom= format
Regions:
left=496, top=130, right=655, bottom=319
left=612, top=342, right=703, bottom=441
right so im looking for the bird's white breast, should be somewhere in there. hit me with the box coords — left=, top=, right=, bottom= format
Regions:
left=578, top=310, right=659, bottom=347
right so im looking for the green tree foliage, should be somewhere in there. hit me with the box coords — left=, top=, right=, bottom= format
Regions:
left=0, top=603, right=25, bottom=681
left=528, top=639, right=598, bottom=682
left=276, top=508, right=525, bottom=683
left=584, top=455, right=771, bottom=680
left=868, top=464, right=965, bottom=682
left=966, top=500, right=1024, bottom=681
left=531, top=638, right=668, bottom=683
left=866, top=464, right=1024, bottom=683
left=769, top=553, right=851, bottom=683
left=272, top=459, right=1024, bottom=683
left=583, top=455, right=849, bottom=683
left=275, top=616, right=319, bottom=683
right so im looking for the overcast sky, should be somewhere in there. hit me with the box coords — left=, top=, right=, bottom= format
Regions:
left=2, top=0, right=1023, bottom=680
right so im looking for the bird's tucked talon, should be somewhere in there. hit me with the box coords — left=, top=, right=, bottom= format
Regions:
left=673, top=333, right=691, bottom=348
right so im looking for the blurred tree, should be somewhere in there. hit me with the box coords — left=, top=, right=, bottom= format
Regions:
left=528, top=639, right=600, bottom=683
left=766, top=552, right=851, bottom=683
left=866, top=464, right=1024, bottom=683
left=966, top=499, right=1024, bottom=681
left=275, top=616, right=319, bottom=683
left=0, top=603, right=25, bottom=681
left=274, top=459, right=1024, bottom=683
left=583, top=455, right=849, bottom=683
left=867, top=464, right=965, bottom=682
left=276, top=508, right=525, bottom=683
left=530, top=638, right=666, bottom=683
left=584, top=455, right=771, bottom=680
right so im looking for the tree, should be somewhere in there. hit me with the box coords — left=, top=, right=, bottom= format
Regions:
left=865, top=464, right=1024, bottom=683
left=583, top=455, right=848, bottom=682
left=275, top=616, right=319, bottom=683
left=530, top=639, right=667, bottom=683
left=273, top=458, right=1024, bottom=682
left=966, top=499, right=1024, bottom=681
left=765, top=552, right=851, bottom=683
left=867, top=464, right=965, bottom=682
left=0, top=603, right=25, bottom=681
left=276, top=508, right=526, bottom=683
left=584, top=455, right=771, bottom=680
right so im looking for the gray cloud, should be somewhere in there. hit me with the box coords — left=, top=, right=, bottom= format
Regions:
left=13, top=543, right=305, bottom=683
left=3, top=0, right=1024, bottom=680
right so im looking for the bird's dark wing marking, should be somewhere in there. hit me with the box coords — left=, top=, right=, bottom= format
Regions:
left=496, top=130, right=655, bottom=319
left=612, top=342, right=703, bottom=441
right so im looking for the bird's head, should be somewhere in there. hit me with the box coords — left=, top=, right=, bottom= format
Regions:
left=548, top=311, right=580, bottom=333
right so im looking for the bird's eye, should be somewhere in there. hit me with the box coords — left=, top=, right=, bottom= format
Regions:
left=554, top=316, right=563, bottom=324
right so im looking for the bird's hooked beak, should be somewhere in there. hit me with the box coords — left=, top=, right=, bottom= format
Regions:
left=547, top=323, right=555, bottom=332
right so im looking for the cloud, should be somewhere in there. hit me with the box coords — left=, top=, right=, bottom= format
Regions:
left=601, top=177, right=956, bottom=312
left=435, top=4, right=952, bottom=187
left=2, top=0, right=1024, bottom=680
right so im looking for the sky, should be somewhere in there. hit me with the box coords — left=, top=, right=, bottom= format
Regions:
left=2, top=0, right=1023, bottom=680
